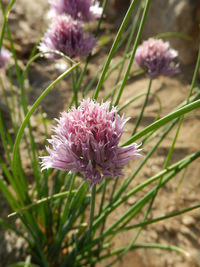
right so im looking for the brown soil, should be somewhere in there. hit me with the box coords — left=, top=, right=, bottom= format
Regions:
left=0, top=1, right=200, bottom=267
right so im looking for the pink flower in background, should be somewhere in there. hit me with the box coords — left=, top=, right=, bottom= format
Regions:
left=0, top=46, right=11, bottom=70
left=48, top=0, right=102, bottom=22
left=41, top=99, right=141, bottom=187
left=38, top=15, right=96, bottom=59
left=135, top=38, right=179, bottom=78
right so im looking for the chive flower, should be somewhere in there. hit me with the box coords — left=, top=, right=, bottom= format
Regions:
left=0, top=46, right=11, bottom=70
left=48, top=0, right=102, bottom=22
left=135, top=38, right=179, bottom=78
left=38, top=15, right=96, bottom=59
left=41, top=99, right=141, bottom=187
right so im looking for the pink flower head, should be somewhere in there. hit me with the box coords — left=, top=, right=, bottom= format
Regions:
left=0, top=46, right=11, bottom=70
left=48, top=0, right=102, bottom=22
left=135, top=38, right=179, bottom=78
left=38, top=15, right=96, bottom=59
left=41, top=99, right=141, bottom=187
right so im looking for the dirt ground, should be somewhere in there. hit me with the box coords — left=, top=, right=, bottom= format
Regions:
left=0, top=1, right=200, bottom=266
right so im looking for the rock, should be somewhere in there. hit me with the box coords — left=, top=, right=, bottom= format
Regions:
left=149, top=229, right=158, bottom=240
left=141, top=0, right=200, bottom=64
left=177, top=232, right=191, bottom=247
left=164, top=219, right=180, bottom=234
left=181, top=215, right=195, bottom=226
left=180, top=225, right=192, bottom=235
left=190, top=249, right=200, bottom=266
left=180, top=225, right=197, bottom=240
left=154, top=224, right=164, bottom=233
left=127, top=196, right=137, bottom=205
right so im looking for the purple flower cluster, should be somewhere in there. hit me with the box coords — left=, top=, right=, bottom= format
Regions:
left=135, top=38, right=179, bottom=78
left=48, top=0, right=102, bottom=22
left=38, top=16, right=96, bottom=59
left=41, top=99, right=141, bottom=187
left=0, top=46, right=11, bottom=70
left=39, top=0, right=102, bottom=59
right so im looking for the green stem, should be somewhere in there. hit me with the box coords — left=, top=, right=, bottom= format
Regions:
left=83, top=151, right=200, bottom=254
left=118, top=91, right=162, bottom=120
left=7, top=190, right=83, bottom=217
left=93, top=243, right=187, bottom=264
left=132, top=78, right=152, bottom=135
left=155, top=32, right=192, bottom=41
left=0, top=0, right=16, bottom=49
left=69, top=0, right=108, bottom=104
left=112, top=119, right=177, bottom=204
left=23, top=51, right=75, bottom=81
left=12, top=63, right=79, bottom=174
left=187, top=44, right=200, bottom=102
left=113, top=203, right=200, bottom=234
left=123, top=99, right=200, bottom=146
left=0, top=113, right=12, bottom=165
left=133, top=48, right=200, bottom=248
left=117, top=2, right=143, bottom=85
left=71, top=64, right=78, bottom=107
left=5, top=12, right=41, bottom=196
left=87, top=185, right=96, bottom=241
left=127, top=115, right=184, bottom=253
left=95, top=150, right=198, bottom=235
left=110, top=1, right=144, bottom=106
left=60, top=173, right=77, bottom=224
left=114, top=0, right=151, bottom=106
left=98, top=179, right=108, bottom=216
left=121, top=56, right=200, bottom=238
left=93, top=0, right=139, bottom=100
left=141, top=90, right=200, bottom=146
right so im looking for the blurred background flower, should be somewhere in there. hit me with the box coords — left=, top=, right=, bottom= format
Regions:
left=38, top=15, right=96, bottom=59
left=135, top=38, right=179, bottom=78
left=48, top=0, right=102, bottom=22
